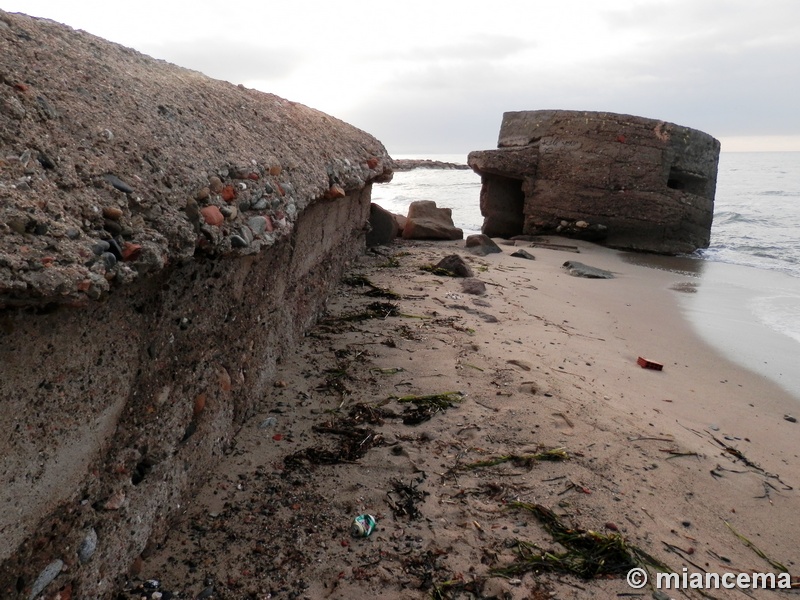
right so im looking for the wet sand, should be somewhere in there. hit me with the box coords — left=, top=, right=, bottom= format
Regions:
left=622, top=252, right=800, bottom=400
left=120, top=238, right=799, bottom=600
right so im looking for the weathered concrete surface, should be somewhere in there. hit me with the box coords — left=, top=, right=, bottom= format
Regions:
left=468, top=110, right=721, bottom=254
left=0, top=10, right=392, bottom=599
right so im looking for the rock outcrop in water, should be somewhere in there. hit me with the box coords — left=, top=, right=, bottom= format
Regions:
left=391, top=158, right=469, bottom=171
left=0, top=10, right=392, bottom=599
left=468, top=110, right=720, bottom=254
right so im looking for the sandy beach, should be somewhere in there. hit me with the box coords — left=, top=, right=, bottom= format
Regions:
left=120, top=237, right=799, bottom=600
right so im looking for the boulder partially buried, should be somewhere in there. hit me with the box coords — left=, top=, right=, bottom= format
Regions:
left=366, top=203, right=399, bottom=246
left=468, top=110, right=720, bottom=254
left=402, top=200, right=463, bottom=240
left=562, top=261, right=615, bottom=279
left=465, top=233, right=503, bottom=256
left=435, top=254, right=474, bottom=277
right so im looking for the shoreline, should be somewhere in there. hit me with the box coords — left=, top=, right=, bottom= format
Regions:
left=622, top=252, right=800, bottom=401
left=124, top=238, right=799, bottom=599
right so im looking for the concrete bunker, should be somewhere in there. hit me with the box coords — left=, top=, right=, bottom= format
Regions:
left=468, top=110, right=721, bottom=254
left=0, top=10, right=394, bottom=598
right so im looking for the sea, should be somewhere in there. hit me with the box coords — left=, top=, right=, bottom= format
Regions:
left=372, top=152, right=800, bottom=400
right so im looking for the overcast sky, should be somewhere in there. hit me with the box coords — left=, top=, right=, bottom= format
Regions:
left=3, top=0, right=800, bottom=155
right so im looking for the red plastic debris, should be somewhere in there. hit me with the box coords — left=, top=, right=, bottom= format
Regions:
left=272, top=433, right=283, bottom=441
left=637, top=357, right=664, bottom=371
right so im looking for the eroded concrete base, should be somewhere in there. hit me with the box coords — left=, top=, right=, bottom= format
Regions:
left=0, top=190, right=370, bottom=599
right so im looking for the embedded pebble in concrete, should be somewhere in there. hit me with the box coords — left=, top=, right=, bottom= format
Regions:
left=100, top=252, right=117, bottom=268
left=230, top=235, right=249, bottom=248
left=78, top=527, right=98, bottom=563
left=7, top=215, right=28, bottom=234
left=107, top=238, right=123, bottom=260
left=28, top=559, right=63, bottom=600
left=259, top=417, right=277, bottom=429
left=103, top=206, right=124, bottom=220
left=200, top=205, right=224, bottom=227
left=248, top=216, right=269, bottom=236
left=208, top=176, right=223, bottom=193
left=104, top=174, right=134, bottom=194
left=104, top=218, right=122, bottom=236
left=239, top=227, right=254, bottom=245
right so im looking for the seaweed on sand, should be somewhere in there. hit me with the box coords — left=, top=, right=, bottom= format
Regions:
left=420, top=264, right=457, bottom=277
left=342, top=274, right=402, bottom=299
left=283, top=404, right=389, bottom=470
left=387, top=476, right=429, bottom=520
left=283, top=427, right=380, bottom=468
left=340, top=301, right=400, bottom=321
left=393, top=392, right=464, bottom=425
left=461, top=447, right=569, bottom=470
left=493, top=502, right=668, bottom=580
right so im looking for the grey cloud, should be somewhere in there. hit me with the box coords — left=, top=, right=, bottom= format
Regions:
left=603, top=0, right=799, bottom=37
left=138, top=2, right=799, bottom=153
left=343, top=2, right=800, bottom=153
left=367, top=33, right=534, bottom=63
left=139, top=39, right=306, bottom=83
left=589, top=37, right=800, bottom=136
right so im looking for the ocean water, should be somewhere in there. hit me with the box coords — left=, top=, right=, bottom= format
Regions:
left=373, top=154, right=483, bottom=236
left=372, top=151, right=800, bottom=399
left=374, top=152, right=800, bottom=278
left=708, top=152, right=800, bottom=279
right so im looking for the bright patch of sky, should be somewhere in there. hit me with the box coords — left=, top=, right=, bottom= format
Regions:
left=3, top=0, right=799, bottom=154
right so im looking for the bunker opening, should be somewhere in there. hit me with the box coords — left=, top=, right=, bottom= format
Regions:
left=479, top=174, right=525, bottom=238
left=667, top=166, right=709, bottom=196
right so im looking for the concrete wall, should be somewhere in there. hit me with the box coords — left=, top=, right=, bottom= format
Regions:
left=0, top=189, right=371, bottom=599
